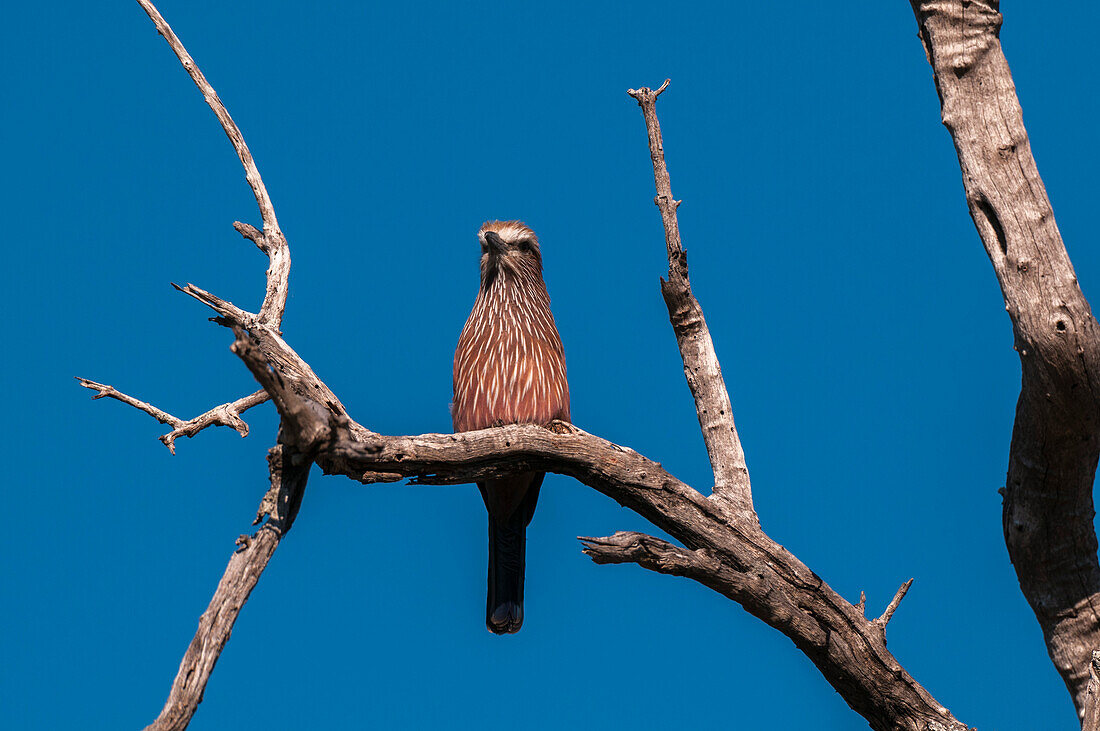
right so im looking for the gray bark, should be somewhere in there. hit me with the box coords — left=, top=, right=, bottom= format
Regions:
left=910, top=0, right=1100, bottom=714
left=627, top=82, right=753, bottom=518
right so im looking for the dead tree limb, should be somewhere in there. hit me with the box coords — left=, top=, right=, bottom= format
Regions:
left=139, top=72, right=962, bottom=727
left=84, top=3, right=308, bottom=727
left=85, top=3, right=993, bottom=729
left=910, top=0, right=1100, bottom=714
left=626, top=81, right=752, bottom=516
left=75, top=378, right=268, bottom=453
left=134, top=0, right=290, bottom=329
left=873, top=579, right=915, bottom=633
left=218, top=317, right=966, bottom=730
left=144, top=442, right=309, bottom=731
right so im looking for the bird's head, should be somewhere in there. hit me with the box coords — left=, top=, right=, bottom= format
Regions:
left=477, top=220, right=542, bottom=285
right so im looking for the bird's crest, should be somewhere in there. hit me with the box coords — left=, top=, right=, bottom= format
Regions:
left=478, top=220, right=540, bottom=251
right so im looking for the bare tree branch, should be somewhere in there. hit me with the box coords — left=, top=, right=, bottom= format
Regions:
left=75, top=377, right=268, bottom=454
left=627, top=81, right=752, bottom=517
left=873, top=578, right=914, bottom=633
left=135, top=0, right=290, bottom=329
left=77, top=378, right=180, bottom=428
left=910, top=0, right=1100, bottom=713
left=174, top=303, right=966, bottom=730
left=145, top=442, right=309, bottom=731
left=110, top=48, right=970, bottom=722
left=100, top=2, right=309, bottom=725
left=155, top=391, right=269, bottom=453
left=92, top=2, right=1035, bottom=728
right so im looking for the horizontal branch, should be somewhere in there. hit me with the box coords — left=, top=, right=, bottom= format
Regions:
left=580, top=531, right=730, bottom=580
left=76, top=377, right=268, bottom=453
left=195, top=300, right=967, bottom=730
left=118, top=5, right=969, bottom=727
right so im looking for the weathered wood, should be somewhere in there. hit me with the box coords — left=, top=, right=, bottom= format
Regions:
left=89, top=0, right=1100, bottom=727
left=910, top=0, right=1100, bottom=713
left=76, top=378, right=268, bottom=453
left=627, top=81, right=752, bottom=517
left=1084, top=651, right=1100, bottom=731
left=145, top=443, right=309, bottom=731
left=120, top=3, right=303, bottom=724
left=201, top=307, right=966, bottom=730
left=106, top=6, right=972, bottom=718
left=135, top=0, right=290, bottom=329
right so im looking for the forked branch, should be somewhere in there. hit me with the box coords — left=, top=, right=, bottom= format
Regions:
left=91, top=3, right=978, bottom=730
left=135, top=0, right=290, bottom=328
left=76, top=378, right=268, bottom=453
left=199, top=190, right=969, bottom=731
left=85, top=3, right=309, bottom=729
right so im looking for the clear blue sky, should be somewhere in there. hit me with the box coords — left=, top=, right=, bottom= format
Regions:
left=3, top=2, right=1099, bottom=729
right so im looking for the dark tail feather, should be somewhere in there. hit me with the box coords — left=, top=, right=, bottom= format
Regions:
left=481, top=473, right=542, bottom=635
left=486, top=518, right=526, bottom=634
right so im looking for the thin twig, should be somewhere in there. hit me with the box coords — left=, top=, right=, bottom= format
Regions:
left=159, top=391, right=269, bottom=453
left=135, top=0, right=290, bottom=328
left=134, top=0, right=278, bottom=234
left=627, top=80, right=752, bottom=516
left=76, top=378, right=268, bottom=454
left=170, top=282, right=254, bottom=324
left=873, top=579, right=915, bottom=631
left=77, top=378, right=182, bottom=428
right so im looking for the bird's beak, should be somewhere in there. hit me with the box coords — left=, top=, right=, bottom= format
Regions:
left=483, top=231, right=507, bottom=255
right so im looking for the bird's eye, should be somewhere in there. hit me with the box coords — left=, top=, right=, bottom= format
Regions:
left=516, top=239, right=532, bottom=251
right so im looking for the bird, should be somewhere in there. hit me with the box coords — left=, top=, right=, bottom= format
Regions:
left=453, top=220, right=570, bottom=634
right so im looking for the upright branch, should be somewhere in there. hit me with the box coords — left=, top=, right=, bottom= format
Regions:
left=136, top=0, right=290, bottom=328
left=84, top=2, right=313, bottom=727
left=911, top=0, right=1100, bottom=713
left=627, top=81, right=751, bottom=516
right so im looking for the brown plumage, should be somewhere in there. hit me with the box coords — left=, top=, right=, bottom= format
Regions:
left=453, top=220, right=569, bottom=634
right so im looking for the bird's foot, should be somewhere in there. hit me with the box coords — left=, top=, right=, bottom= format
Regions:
left=546, top=419, right=577, bottom=435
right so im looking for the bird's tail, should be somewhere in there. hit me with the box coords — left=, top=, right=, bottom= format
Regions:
left=486, top=517, right=527, bottom=634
